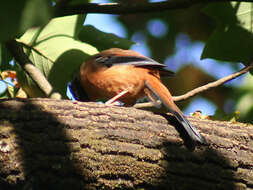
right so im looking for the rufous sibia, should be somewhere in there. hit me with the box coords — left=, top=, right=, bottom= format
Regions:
left=70, top=48, right=206, bottom=145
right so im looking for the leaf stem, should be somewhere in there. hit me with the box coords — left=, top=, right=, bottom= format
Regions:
left=5, top=40, right=61, bottom=99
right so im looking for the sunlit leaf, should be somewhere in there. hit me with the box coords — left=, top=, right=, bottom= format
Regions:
left=79, top=25, right=134, bottom=51
left=7, top=85, right=15, bottom=98
left=18, top=15, right=98, bottom=98
left=15, top=87, right=27, bottom=98
left=232, top=2, right=253, bottom=32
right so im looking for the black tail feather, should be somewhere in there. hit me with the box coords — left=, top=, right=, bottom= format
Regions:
left=172, top=110, right=206, bottom=144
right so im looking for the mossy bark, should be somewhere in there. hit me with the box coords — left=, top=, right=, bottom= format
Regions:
left=0, top=98, right=253, bottom=190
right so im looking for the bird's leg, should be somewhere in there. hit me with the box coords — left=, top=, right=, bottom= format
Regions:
left=105, top=89, right=129, bottom=105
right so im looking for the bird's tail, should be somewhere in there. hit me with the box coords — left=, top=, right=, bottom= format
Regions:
left=144, top=77, right=206, bottom=144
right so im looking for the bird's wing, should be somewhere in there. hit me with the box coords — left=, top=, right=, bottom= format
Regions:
left=95, top=55, right=174, bottom=77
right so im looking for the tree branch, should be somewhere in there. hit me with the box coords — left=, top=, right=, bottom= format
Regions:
left=173, top=62, right=253, bottom=101
left=1, top=98, right=253, bottom=189
left=54, top=0, right=253, bottom=17
left=5, top=40, right=61, bottom=99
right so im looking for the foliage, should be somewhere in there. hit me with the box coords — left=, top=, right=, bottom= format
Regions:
left=79, top=25, right=135, bottom=51
left=17, top=15, right=98, bottom=97
left=202, top=2, right=253, bottom=64
left=0, top=0, right=52, bottom=42
left=116, top=1, right=253, bottom=122
left=0, top=0, right=253, bottom=122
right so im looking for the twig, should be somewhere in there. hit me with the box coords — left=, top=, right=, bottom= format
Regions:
left=5, top=40, right=61, bottom=99
left=173, top=63, right=253, bottom=101
left=134, top=63, right=253, bottom=109
left=134, top=101, right=161, bottom=109
left=54, top=0, right=253, bottom=17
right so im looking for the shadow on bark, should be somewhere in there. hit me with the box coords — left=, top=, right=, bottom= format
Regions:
left=0, top=98, right=246, bottom=189
left=0, top=99, right=94, bottom=189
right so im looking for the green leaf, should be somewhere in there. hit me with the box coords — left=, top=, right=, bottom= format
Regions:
left=79, top=25, right=134, bottom=51
left=17, top=15, right=98, bottom=98
left=0, top=0, right=52, bottom=42
left=0, top=43, right=13, bottom=71
left=232, top=2, right=253, bottom=32
left=49, top=49, right=90, bottom=97
left=19, top=0, right=52, bottom=33
left=201, top=25, right=253, bottom=63
left=202, top=2, right=253, bottom=64
left=202, top=2, right=238, bottom=25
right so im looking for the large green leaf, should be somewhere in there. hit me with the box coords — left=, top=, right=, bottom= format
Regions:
left=203, top=2, right=238, bottom=25
left=79, top=25, right=134, bottom=51
left=0, top=0, right=52, bottom=42
left=18, top=15, right=98, bottom=98
left=201, top=25, right=253, bottom=63
left=202, top=2, right=253, bottom=64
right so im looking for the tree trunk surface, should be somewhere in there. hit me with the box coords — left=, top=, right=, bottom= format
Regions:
left=0, top=98, right=253, bottom=190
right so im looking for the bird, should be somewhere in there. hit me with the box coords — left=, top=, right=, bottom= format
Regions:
left=70, top=48, right=206, bottom=145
